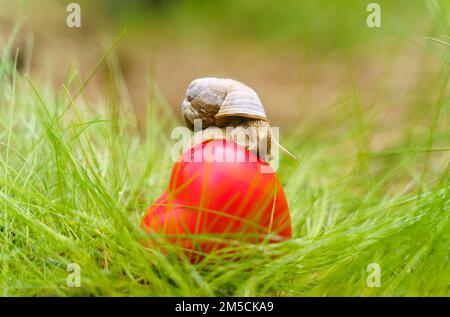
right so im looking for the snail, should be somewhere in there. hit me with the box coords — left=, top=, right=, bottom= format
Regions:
left=181, top=77, right=295, bottom=161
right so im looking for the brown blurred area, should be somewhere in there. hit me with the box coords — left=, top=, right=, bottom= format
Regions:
left=0, top=0, right=445, bottom=135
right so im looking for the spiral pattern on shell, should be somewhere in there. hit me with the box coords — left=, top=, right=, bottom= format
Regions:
left=180, top=77, right=282, bottom=162
left=181, top=77, right=268, bottom=129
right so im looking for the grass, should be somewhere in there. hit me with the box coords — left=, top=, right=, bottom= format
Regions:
left=0, top=5, right=449, bottom=296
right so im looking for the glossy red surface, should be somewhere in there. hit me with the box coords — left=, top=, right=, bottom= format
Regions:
left=141, top=140, right=292, bottom=254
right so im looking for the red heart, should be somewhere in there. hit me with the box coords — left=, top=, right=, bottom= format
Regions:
left=141, top=140, right=292, bottom=255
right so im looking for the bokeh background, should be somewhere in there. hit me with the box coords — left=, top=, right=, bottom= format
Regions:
left=1, top=0, right=447, bottom=133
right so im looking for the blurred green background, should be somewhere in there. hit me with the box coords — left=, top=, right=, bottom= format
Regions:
left=0, top=0, right=448, bottom=135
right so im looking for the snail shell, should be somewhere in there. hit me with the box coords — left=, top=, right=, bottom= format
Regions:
left=181, top=77, right=268, bottom=129
left=182, top=77, right=281, bottom=161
